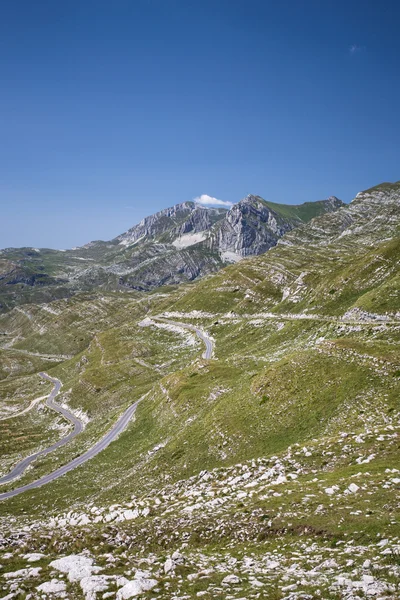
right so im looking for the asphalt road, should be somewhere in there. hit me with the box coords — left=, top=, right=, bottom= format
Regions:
left=152, top=317, right=214, bottom=359
left=0, top=319, right=212, bottom=501
left=194, top=328, right=213, bottom=359
left=0, top=393, right=141, bottom=501
left=0, top=373, right=83, bottom=487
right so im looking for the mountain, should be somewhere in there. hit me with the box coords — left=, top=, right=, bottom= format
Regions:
left=208, top=194, right=343, bottom=260
left=170, top=180, right=400, bottom=317
left=0, top=195, right=343, bottom=312
left=114, top=202, right=226, bottom=246
left=0, top=181, right=399, bottom=599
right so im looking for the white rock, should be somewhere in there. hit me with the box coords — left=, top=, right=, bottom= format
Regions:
left=49, top=555, right=101, bottom=582
left=24, top=553, right=45, bottom=562
left=249, top=577, right=264, bottom=587
left=171, top=551, right=185, bottom=564
left=348, top=483, right=359, bottom=493
left=265, top=560, right=280, bottom=569
left=274, top=475, right=287, bottom=485
left=164, top=558, right=174, bottom=574
left=77, top=515, right=91, bottom=525
left=37, top=579, right=67, bottom=595
left=363, top=559, right=371, bottom=569
left=222, top=574, right=241, bottom=585
left=116, top=577, right=157, bottom=599
left=318, top=558, right=338, bottom=569
left=123, top=509, right=140, bottom=521
left=80, top=575, right=111, bottom=599
left=4, top=567, right=42, bottom=579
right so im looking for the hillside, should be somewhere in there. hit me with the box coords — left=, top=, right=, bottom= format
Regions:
left=0, top=182, right=399, bottom=599
left=0, top=195, right=343, bottom=313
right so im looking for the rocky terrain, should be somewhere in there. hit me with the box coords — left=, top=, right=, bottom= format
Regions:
left=0, top=195, right=343, bottom=312
left=0, top=181, right=399, bottom=599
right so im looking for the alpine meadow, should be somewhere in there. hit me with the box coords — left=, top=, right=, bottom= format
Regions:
left=0, top=182, right=399, bottom=599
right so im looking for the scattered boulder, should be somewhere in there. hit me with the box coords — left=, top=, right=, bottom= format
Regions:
left=116, top=576, right=158, bottom=599
left=24, top=552, right=45, bottom=562
left=164, top=550, right=185, bottom=574
left=37, top=579, right=67, bottom=596
left=80, top=575, right=112, bottom=599
left=49, top=554, right=102, bottom=582
left=348, top=483, right=360, bottom=493
left=4, top=567, right=42, bottom=579
left=222, top=574, right=241, bottom=585
left=164, top=558, right=174, bottom=574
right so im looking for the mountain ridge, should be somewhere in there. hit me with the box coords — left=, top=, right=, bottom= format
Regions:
left=0, top=193, right=344, bottom=312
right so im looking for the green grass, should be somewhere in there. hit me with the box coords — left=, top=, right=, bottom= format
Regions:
left=261, top=196, right=343, bottom=222
left=0, top=182, right=399, bottom=600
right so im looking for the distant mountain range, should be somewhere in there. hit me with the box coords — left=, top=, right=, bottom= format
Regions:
left=0, top=194, right=344, bottom=311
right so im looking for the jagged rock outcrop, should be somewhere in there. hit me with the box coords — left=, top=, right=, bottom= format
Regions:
left=115, top=202, right=226, bottom=246
left=209, top=194, right=344, bottom=259
left=118, top=246, right=224, bottom=291
left=210, top=195, right=296, bottom=258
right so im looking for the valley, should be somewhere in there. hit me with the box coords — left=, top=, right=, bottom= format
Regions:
left=0, top=181, right=399, bottom=599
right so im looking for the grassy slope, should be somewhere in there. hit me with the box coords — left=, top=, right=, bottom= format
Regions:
left=0, top=183, right=399, bottom=599
left=260, top=197, right=342, bottom=222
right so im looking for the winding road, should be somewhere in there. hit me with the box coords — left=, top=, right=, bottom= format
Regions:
left=0, top=397, right=142, bottom=501
left=0, top=373, right=83, bottom=487
left=0, top=394, right=47, bottom=421
left=152, top=317, right=214, bottom=359
left=0, top=320, right=213, bottom=501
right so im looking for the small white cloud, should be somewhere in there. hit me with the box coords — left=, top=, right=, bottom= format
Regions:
left=349, top=44, right=363, bottom=54
left=194, top=194, right=233, bottom=207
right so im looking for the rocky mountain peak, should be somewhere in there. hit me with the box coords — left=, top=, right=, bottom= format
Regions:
left=325, top=196, right=344, bottom=208
left=241, top=193, right=259, bottom=203
left=115, top=201, right=228, bottom=248
left=115, top=202, right=196, bottom=246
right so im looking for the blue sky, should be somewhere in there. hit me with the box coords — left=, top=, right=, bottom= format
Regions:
left=1, top=0, right=400, bottom=248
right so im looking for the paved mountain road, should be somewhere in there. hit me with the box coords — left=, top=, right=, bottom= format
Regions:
left=0, top=397, right=142, bottom=501
left=151, top=317, right=214, bottom=359
left=0, top=373, right=83, bottom=487
left=0, top=320, right=212, bottom=501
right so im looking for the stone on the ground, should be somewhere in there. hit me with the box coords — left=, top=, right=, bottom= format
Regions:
left=49, top=554, right=102, bottom=582
left=222, top=574, right=241, bottom=585
left=80, top=574, right=112, bottom=599
left=37, top=579, right=67, bottom=596
left=116, top=577, right=158, bottom=599
left=24, top=552, right=45, bottom=562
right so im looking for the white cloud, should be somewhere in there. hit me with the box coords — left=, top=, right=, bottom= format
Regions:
left=349, top=44, right=364, bottom=54
left=194, top=194, right=233, bottom=207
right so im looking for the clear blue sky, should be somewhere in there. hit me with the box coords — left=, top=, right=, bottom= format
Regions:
left=1, top=0, right=399, bottom=249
